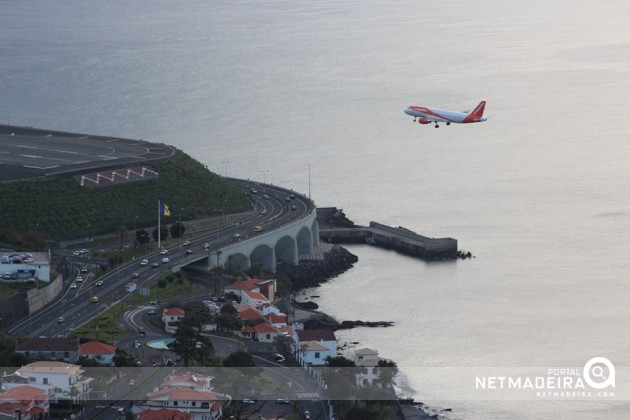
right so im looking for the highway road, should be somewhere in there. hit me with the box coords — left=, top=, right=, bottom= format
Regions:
left=9, top=178, right=314, bottom=339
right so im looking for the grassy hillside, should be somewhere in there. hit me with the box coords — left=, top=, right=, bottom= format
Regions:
left=0, top=150, right=252, bottom=246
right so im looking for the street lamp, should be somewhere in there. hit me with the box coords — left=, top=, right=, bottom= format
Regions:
left=221, top=161, right=230, bottom=177
left=84, top=224, right=90, bottom=249
left=259, top=170, right=269, bottom=183
left=25, top=297, right=31, bottom=335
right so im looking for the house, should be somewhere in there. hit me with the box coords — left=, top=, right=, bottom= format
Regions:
left=162, top=307, right=185, bottom=334
left=264, top=311, right=288, bottom=327
left=132, top=371, right=226, bottom=420
left=235, top=302, right=265, bottom=322
left=293, top=329, right=337, bottom=367
left=0, top=385, right=49, bottom=419
left=241, top=290, right=269, bottom=307
left=353, top=348, right=382, bottom=386
left=224, top=278, right=277, bottom=302
left=15, top=337, right=81, bottom=363
left=133, top=388, right=225, bottom=420
left=136, top=408, right=193, bottom=420
left=79, top=341, right=117, bottom=366
left=240, top=322, right=279, bottom=343
left=1, top=361, right=93, bottom=403
left=160, top=372, right=215, bottom=391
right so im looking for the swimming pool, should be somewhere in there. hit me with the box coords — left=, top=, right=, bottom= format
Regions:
left=146, top=337, right=175, bottom=349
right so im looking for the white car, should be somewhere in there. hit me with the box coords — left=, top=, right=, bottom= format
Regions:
left=76, top=276, right=83, bottom=282
left=70, top=283, right=77, bottom=289
left=162, top=257, right=169, bottom=264
left=140, top=259, right=149, bottom=266
left=160, top=249, right=168, bottom=255
left=95, top=281, right=103, bottom=287
left=182, top=240, right=190, bottom=246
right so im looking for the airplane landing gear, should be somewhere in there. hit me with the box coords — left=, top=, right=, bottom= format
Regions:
left=446, top=121, right=451, bottom=126
left=434, top=124, right=439, bottom=128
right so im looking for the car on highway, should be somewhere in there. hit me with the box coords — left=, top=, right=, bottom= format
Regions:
left=290, top=205, right=297, bottom=211
left=70, top=283, right=77, bottom=289
left=182, top=240, right=190, bottom=246
left=275, top=398, right=290, bottom=404
left=263, top=194, right=270, bottom=199
left=76, top=276, right=83, bottom=282
left=162, top=257, right=169, bottom=264
left=132, top=272, right=139, bottom=278
left=304, top=410, right=311, bottom=419
left=259, top=209, right=267, bottom=215
left=242, top=399, right=256, bottom=405
left=128, top=379, right=135, bottom=386
left=91, top=296, right=99, bottom=303
left=95, top=281, right=103, bottom=287
left=81, top=267, right=88, bottom=273
left=160, top=249, right=168, bottom=255
left=57, top=317, right=65, bottom=323
left=186, top=249, right=193, bottom=255
left=253, top=225, right=263, bottom=232
left=140, top=259, right=149, bottom=266
left=151, top=263, right=159, bottom=268
left=147, top=309, right=159, bottom=316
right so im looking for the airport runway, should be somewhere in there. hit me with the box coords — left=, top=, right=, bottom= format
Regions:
left=0, top=124, right=175, bottom=181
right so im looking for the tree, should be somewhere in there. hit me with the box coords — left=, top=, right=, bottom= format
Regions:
left=152, top=225, right=169, bottom=242
left=136, top=229, right=150, bottom=245
left=170, top=222, right=186, bottom=239
left=326, top=355, right=356, bottom=367
left=168, top=324, right=216, bottom=367
left=223, top=350, right=256, bottom=367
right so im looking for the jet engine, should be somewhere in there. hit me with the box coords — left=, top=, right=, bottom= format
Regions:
left=417, top=117, right=431, bottom=125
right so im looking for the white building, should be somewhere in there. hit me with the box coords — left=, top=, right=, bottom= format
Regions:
left=353, top=348, right=381, bottom=386
left=293, top=329, right=337, bottom=367
left=1, top=361, right=93, bottom=403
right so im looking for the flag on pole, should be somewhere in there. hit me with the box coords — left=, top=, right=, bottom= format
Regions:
left=160, top=202, right=171, bottom=216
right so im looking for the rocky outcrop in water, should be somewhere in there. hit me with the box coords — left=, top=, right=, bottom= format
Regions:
left=275, top=245, right=358, bottom=290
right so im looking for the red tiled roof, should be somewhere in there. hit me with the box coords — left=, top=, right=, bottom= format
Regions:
left=243, top=290, right=268, bottom=302
left=137, top=408, right=192, bottom=420
left=80, top=341, right=116, bottom=355
left=224, top=278, right=262, bottom=291
left=253, top=323, right=278, bottom=333
left=238, top=307, right=263, bottom=320
left=164, top=307, right=185, bottom=316
left=265, top=312, right=287, bottom=324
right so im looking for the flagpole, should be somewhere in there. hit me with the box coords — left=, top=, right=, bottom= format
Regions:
left=158, top=200, right=161, bottom=249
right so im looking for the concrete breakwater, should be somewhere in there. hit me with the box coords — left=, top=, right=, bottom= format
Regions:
left=317, top=207, right=460, bottom=260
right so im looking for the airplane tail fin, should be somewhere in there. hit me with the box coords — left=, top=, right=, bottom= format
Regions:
left=462, top=101, right=486, bottom=123
left=468, top=101, right=486, bottom=119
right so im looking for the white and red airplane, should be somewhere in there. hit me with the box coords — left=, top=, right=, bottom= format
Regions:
left=404, top=101, right=487, bottom=128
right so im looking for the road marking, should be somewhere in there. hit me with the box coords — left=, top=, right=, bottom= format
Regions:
left=296, top=392, right=320, bottom=399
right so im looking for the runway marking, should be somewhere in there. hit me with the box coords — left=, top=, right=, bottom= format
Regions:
left=98, top=155, right=118, bottom=160
left=296, top=392, right=320, bottom=399
left=18, top=154, right=42, bottom=159
left=78, top=136, right=88, bottom=139
left=56, top=149, right=80, bottom=154
left=15, top=145, right=37, bottom=149
left=46, top=134, right=53, bottom=137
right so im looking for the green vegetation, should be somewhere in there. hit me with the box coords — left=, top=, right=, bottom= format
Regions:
left=0, top=150, right=252, bottom=246
left=72, top=272, right=200, bottom=342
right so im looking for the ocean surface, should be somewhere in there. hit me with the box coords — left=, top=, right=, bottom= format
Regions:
left=2, top=1, right=630, bottom=418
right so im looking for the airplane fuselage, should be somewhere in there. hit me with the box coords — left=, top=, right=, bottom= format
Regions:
left=404, top=101, right=487, bottom=127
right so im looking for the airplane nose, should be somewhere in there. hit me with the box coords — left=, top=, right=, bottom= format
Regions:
left=404, top=108, right=413, bottom=116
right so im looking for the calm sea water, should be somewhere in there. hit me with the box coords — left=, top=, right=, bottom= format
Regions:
left=2, top=1, right=630, bottom=418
